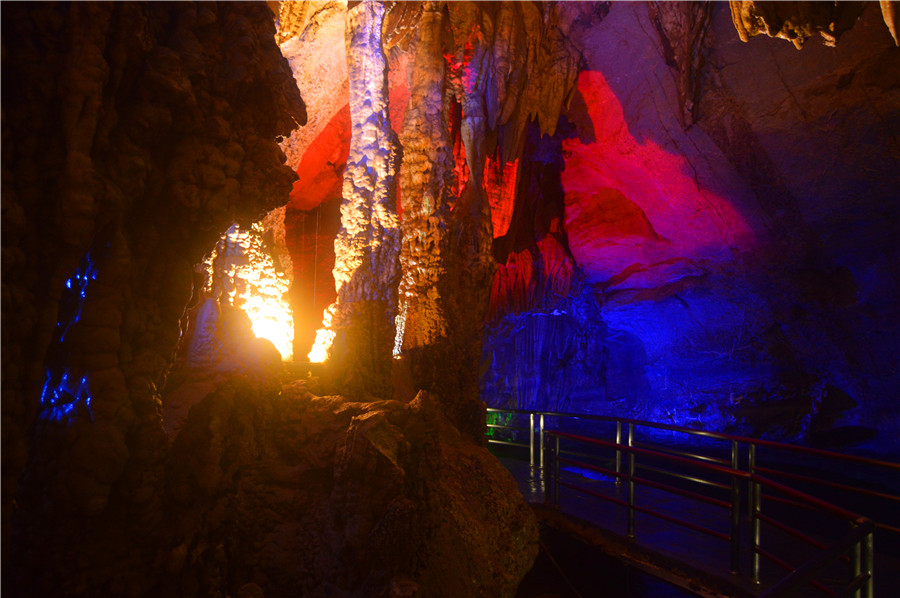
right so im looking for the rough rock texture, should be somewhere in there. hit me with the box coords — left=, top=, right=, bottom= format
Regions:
left=1, top=1, right=304, bottom=593
left=482, top=1, right=900, bottom=456
left=160, top=220, right=293, bottom=440
left=277, top=0, right=348, bottom=171
left=275, top=2, right=350, bottom=359
left=274, top=3, right=610, bottom=441
left=649, top=1, right=712, bottom=129
left=4, top=3, right=541, bottom=596
left=201, top=222, right=294, bottom=361
left=883, top=0, right=900, bottom=44
left=482, top=287, right=610, bottom=414
left=729, top=0, right=866, bottom=49
left=7, top=2, right=900, bottom=596
left=191, top=1, right=900, bottom=459
left=315, top=0, right=402, bottom=399
left=165, top=382, right=538, bottom=598
left=396, top=1, right=454, bottom=356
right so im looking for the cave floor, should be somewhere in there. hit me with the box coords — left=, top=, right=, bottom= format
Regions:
left=516, top=523, right=694, bottom=598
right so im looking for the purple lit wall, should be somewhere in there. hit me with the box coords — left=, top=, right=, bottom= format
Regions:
left=480, top=3, right=900, bottom=458
left=273, top=3, right=898, bottom=456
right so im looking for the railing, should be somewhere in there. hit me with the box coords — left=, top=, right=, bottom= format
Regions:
left=486, top=408, right=899, bottom=597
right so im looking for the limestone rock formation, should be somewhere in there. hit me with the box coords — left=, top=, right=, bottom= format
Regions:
left=883, top=0, right=900, bottom=44
left=7, top=0, right=900, bottom=594
left=274, top=3, right=349, bottom=360
left=201, top=221, right=294, bottom=361
left=649, top=1, right=712, bottom=129
left=482, top=1, right=900, bottom=455
left=161, top=220, right=293, bottom=439
left=316, top=0, right=402, bottom=399
left=277, top=0, right=349, bottom=172
left=729, top=1, right=867, bottom=49
left=165, top=381, right=539, bottom=598
left=397, top=1, right=454, bottom=356
left=2, top=1, right=304, bottom=592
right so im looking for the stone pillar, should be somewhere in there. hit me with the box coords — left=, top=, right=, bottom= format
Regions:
left=397, top=1, right=453, bottom=355
left=328, top=0, right=401, bottom=399
left=404, top=2, right=495, bottom=442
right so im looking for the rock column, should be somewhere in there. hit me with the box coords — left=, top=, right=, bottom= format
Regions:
left=440, top=4, right=499, bottom=441
left=397, top=2, right=453, bottom=356
left=327, top=0, right=401, bottom=399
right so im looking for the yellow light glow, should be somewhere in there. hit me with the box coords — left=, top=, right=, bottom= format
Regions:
left=243, top=292, right=294, bottom=361
left=206, top=222, right=294, bottom=361
left=307, top=305, right=336, bottom=363
left=392, top=302, right=406, bottom=358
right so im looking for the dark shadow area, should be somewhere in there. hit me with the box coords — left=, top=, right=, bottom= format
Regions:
left=516, top=525, right=695, bottom=598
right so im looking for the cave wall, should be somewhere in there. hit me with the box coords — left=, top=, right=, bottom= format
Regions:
left=3, top=2, right=541, bottom=596
left=270, top=1, right=899, bottom=456
left=482, top=1, right=900, bottom=456
left=1, top=1, right=304, bottom=592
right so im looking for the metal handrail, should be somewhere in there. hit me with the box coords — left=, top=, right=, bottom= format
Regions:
left=486, top=407, right=900, bottom=471
left=544, top=429, right=874, bottom=597
left=758, top=520, right=875, bottom=598
left=486, top=408, right=900, bottom=522
left=486, top=407, right=888, bottom=597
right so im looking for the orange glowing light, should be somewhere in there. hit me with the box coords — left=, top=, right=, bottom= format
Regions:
left=307, top=304, right=336, bottom=363
left=206, top=223, right=294, bottom=361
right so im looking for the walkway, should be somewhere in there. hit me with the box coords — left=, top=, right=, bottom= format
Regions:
left=502, top=455, right=756, bottom=597
left=487, top=409, right=900, bottom=597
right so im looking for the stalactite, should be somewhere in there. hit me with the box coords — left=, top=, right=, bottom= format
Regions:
left=883, top=0, right=900, bottom=45
left=729, top=1, right=866, bottom=49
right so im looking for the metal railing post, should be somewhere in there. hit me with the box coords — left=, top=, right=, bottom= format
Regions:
left=730, top=439, right=741, bottom=575
left=615, top=421, right=622, bottom=487
left=852, top=526, right=862, bottom=598
left=749, top=444, right=761, bottom=584
left=544, top=432, right=554, bottom=506
left=627, top=422, right=635, bottom=538
left=529, top=412, right=535, bottom=467
left=554, top=435, right=561, bottom=505
left=864, top=529, right=874, bottom=598
left=539, top=413, right=545, bottom=470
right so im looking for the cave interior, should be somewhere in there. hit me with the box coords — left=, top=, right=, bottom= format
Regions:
left=2, top=1, right=899, bottom=597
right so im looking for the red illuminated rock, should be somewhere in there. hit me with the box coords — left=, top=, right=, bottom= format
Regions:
left=561, top=70, right=754, bottom=289
left=289, top=104, right=351, bottom=212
